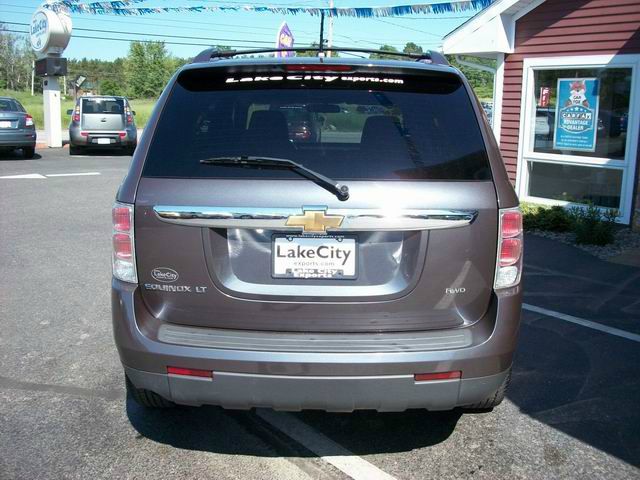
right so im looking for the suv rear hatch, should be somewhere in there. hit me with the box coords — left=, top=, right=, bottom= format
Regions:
left=81, top=97, right=125, bottom=131
left=134, top=63, right=498, bottom=333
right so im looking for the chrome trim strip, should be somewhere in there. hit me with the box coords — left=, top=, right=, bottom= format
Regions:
left=153, top=205, right=477, bottom=231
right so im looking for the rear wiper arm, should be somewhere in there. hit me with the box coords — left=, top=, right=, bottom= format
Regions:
left=200, top=156, right=350, bottom=201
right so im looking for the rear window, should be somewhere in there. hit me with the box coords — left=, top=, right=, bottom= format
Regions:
left=143, top=68, right=490, bottom=181
left=81, top=98, right=125, bottom=115
left=0, top=99, right=23, bottom=112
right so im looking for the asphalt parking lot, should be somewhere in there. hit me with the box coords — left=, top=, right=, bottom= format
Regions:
left=1, top=148, right=639, bottom=480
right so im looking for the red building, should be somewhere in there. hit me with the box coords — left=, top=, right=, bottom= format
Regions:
left=444, top=0, right=640, bottom=228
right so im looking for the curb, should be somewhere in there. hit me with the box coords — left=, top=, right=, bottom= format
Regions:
left=36, top=143, right=68, bottom=149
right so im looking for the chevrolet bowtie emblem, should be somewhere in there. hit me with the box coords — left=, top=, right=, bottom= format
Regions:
left=286, top=209, right=344, bottom=233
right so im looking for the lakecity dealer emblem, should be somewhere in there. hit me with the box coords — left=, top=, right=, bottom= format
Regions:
left=285, top=209, right=344, bottom=233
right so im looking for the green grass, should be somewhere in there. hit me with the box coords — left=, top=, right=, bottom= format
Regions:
left=0, top=90, right=157, bottom=129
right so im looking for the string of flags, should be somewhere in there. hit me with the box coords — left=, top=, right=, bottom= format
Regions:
left=45, top=0, right=494, bottom=18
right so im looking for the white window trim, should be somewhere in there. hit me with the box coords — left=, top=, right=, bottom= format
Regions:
left=492, top=53, right=505, bottom=143
left=515, top=54, right=640, bottom=224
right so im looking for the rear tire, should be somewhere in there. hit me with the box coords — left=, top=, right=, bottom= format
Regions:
left=126, top=374, right=175, bottom=408
left=22, top=146, right=35, bottom=159
left=125, top=144, right=136, bottom=156
left=69, top=145, right=84, bottom=156
left=463, top=368, right=512, bottom=411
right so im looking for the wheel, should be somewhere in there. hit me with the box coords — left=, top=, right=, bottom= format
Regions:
left=125, top=144, right=136, bottom=156
left=22, top=146, right=35, bottom=159
left=463, top=368, right=512, bottom=411
left=69, top=145, right=84, bottom=155
left=126, top=374, right=175, bottom=408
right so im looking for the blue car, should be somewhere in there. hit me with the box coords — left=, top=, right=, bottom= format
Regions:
left=0, top=97, right=36, bottom=159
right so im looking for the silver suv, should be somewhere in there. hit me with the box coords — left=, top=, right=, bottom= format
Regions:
left=112, top=48, right=523, bottom=412
left=68, top=95, right=137, bottom=155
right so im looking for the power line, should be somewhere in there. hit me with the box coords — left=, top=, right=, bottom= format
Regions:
left=374, top=18, right=443, bottom=38
left=2, top=28, right=278, bottom=48
left=0, top=3, right=315, bottom=33
left=0, top=18, right=434, bottom=49
left=2, top=21, right=278, bottom=45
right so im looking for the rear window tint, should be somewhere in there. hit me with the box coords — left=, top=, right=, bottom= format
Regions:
left=81, top=98, right=125, bottom=114
left=0, top=99, right=23, bottom=112
left=143, top=68, right=490, bottom=181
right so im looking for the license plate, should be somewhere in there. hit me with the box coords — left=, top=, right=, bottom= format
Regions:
left=97, top=138, right=111, bottom=144
left=0, top=121, right=12, bottom=128
left=272, top=235, right=357, bottom=279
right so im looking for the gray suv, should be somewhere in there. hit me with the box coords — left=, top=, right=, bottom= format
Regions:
left=68, top=95, right=137, bottom=155
left=112, top=48, right=523, bottom=412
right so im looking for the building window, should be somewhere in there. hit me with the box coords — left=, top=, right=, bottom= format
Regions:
left=527, top=161, right=623, bottom=209
left=519, top=55, right=640, bottom=223
left=531, top=68, right=631, bottom=161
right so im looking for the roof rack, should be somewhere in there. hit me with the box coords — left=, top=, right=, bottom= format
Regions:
left=191, top=47, right=449, bottom=66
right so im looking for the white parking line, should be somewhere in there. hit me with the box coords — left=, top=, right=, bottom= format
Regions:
left=523, top=303, right=640, bottom=343
left=0, top=172, right=101, bottom=179
left=46, top=172, right=101, bottom=177
left=257, top=409, right=397, bottom=480
left=0, top=173, right=46, bottom=179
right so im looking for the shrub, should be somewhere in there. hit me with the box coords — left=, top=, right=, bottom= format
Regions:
left=571, top=205, right=618, bottom=246
left=521, top=203, right=572, bottom=232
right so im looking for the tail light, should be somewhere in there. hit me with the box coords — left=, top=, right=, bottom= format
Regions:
left=284, top=64, right=353, bottom=72
left=125, top=107, right=133, bottom=124
left=494, top=208, right=523, bottom=289
left=73, top=106, right=80, bottom=123
left=25, top=114, right=34, bottom=127
left=112, top=202, right=137, bottom=283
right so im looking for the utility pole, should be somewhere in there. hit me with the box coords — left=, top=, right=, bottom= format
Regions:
left=31, top=60, right=35, bottom=96
left=327, top=0, right=334, bottom=58
left=319, top=11, right=325, bottom=56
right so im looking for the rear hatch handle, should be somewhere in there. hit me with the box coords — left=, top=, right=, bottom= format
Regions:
left=153, top=205, right=478, bottom=232
left=200, top=156, right=350, bottom=201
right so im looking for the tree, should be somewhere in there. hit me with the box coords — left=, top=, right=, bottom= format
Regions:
left=402, top=42, right=424, bottom=55
left=100, top=78, right=124, bottom=96
left=296, top=43, right=321, bottom=57
left=447, top=55, right=496, bottom=99
left=370, top=44, right=400, bottom=60
left=0, top=28, right=35, bottom=92
left=124, top=41, right=175, bottom=98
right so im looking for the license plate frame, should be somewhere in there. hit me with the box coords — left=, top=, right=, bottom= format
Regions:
left=96, top=138, right=111, bottom=145
left=271, top=234, right=358, bottom=280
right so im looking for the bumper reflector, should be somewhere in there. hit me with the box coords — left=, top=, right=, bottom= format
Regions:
left=414, top=371, right=461, bottom=382
left=167, top=366, right=213, bottom=378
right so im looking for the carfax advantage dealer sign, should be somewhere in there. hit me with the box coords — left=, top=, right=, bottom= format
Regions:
left=553, top=78, right=600, bottom=152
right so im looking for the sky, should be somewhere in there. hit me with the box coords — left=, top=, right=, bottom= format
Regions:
left=0, top=0, right=477, bottom=60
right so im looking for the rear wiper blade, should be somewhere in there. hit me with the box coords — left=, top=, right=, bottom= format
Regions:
left=200, top=156, right=350, bottom=201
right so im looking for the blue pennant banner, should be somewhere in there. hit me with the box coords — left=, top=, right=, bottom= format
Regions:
left=47, top=0, right=494, bottom=18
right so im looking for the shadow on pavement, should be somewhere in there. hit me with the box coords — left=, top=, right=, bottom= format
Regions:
left=127, top=398, right=461, bottom=457
left=69, top=147, right=132, bottom=157
left=0, top=149, right=42, bottom=161
left=508, top=310, right=640, bottom=467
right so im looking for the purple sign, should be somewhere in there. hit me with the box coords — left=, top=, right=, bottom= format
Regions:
left=275, top=22, right=294, bottom=57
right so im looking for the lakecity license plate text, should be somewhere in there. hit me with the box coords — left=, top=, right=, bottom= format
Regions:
left=272, top=235, right=357, bottom=279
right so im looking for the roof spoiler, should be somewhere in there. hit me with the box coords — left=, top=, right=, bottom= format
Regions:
left=191, top=47, right=449, bottom=66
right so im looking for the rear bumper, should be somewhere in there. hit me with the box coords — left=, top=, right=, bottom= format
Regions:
left=69, top=127, right=136, bottom=147
left=113, top=279, right=522, bottom=411
left=0, top=130, right=36, bottom=147
left=125, top=365, right=510, bottom=412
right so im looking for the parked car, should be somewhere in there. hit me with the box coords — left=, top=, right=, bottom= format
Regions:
left=0, top=96, right=36, bottom=159
left=277, top=104, right=322, bottom=143
left=112, top=49, right=523, bottom=413
left=67, top=95, right=137, bottom=155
